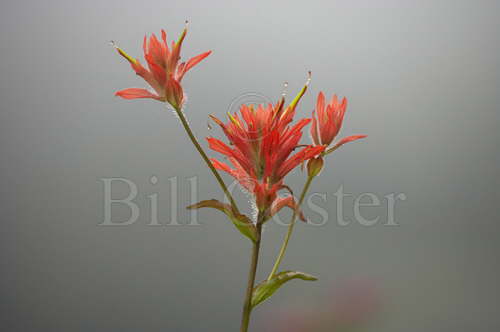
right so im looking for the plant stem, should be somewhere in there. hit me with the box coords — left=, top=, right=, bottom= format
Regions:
left=173, top=106, right=239, bottom=212
left=173, top=105, right=261, bottom=330
left=240, top=220, right=263, bottom=332
left=267, top=175, right=315, bottom=280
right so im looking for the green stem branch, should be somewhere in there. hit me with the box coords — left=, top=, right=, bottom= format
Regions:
left=267, top=175, right=315, bottom=280
left=173, top=106, right=239, bottom=212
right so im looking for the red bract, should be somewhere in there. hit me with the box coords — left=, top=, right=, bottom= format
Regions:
left=113, top=25, right=211, bottom=109
left=208, top=94, right=324, bottom=215
left=310, top=92, right=367, bottom=150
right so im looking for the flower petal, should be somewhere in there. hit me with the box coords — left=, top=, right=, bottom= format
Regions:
left=310, top=110, right=321, bottom=146
left=277, top=145, right=325, bottom=179
left=178, top=51, right=212, bottom=80
left=326, top=135, right=367, bottom=154
left=165, top=77, right=184, bottom=109
left=115, top=88, right=161, bottom=100
left=269, top=196, right=307, bottom=222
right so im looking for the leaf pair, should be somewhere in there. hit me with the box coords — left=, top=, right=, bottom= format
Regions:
left=186, top=199, right=258, bottom=242
left=251, top=271, right=318, bottom=308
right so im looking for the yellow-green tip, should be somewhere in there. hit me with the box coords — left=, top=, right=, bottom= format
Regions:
left=110, top=40, right=136, bottom=64
left=176, top=20, right=189, bottom=45
left=288, top=71, right=312, bottom=111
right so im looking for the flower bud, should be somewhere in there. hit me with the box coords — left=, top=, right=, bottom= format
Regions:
left=307, top=156, right=324, bottom=178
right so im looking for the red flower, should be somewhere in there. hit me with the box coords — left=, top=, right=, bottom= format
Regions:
left=113, top=24, right=211, bottom=109
left=310, top=92, right=366, bottom=150
left=208, top=92, right=324, bottom=215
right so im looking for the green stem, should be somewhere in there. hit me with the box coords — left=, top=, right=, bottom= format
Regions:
left=173, top=106, right=239, bottom=212
left=240, top=222, right=262, bottom=332
left=267, top=175, right=315, bottom=280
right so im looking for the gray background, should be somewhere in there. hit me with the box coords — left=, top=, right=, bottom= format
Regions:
left=1, top=0, right=499, bottom=331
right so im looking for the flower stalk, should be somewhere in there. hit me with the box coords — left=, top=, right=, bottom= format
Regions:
left=240, top=217, right=264, bottom=332
left=172, top=105, right=239, bottom=212
left=267, top=173, right=315, bottom=281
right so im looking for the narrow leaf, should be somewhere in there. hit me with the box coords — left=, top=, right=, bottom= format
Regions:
left=187, top=199, right=257, bottom=242
left=251, top=271, right=318, bottom=308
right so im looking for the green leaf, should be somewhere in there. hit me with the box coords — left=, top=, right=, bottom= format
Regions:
left=186, top=199, right=257, bottom=242
left=251, top=271, right=318, bottom=308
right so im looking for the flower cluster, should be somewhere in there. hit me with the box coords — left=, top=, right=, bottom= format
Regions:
left=112, top=25, right=366, bottom=221
left=113, top=24, right=211, bottom=110
left=207, top=91, right=324, bottom=218
left=310, top=92, right=367, bottom=152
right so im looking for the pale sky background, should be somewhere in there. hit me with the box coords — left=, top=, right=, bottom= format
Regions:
left=1, top=1, right=499, bottom=331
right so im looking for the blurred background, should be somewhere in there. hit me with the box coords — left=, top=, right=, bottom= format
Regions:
left=1, top=0, right=499, bottom=331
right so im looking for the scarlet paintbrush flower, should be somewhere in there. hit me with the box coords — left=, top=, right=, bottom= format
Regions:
left=208, top=89, right=324, bottom=218
left=113, top=23, right=211, bottom=110
left=310, top=92, right=367, bottom=151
